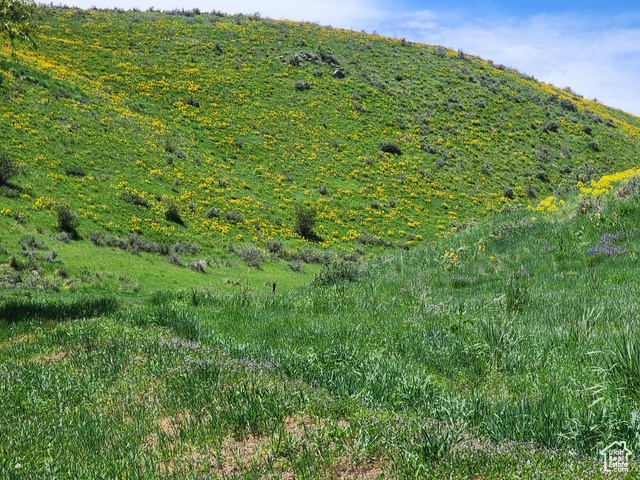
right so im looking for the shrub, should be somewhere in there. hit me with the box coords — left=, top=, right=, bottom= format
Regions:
left=578, top=198, right=601, bottom=215
left=0, top=185, right=19, bottom=198
left=165, top=200, right=184, bottom=225
left=379, top=140, right=402, bottom=155
left=119, top=191, right=148, bottom=207
left=89, top=231, right=105, bottom=246
left=164, top=137, right=177, bottom=153
left=288, top=261, right=304, bottom=273
left=296, top=247, right=332, bottom=264
left=266, top=239, right=284, bottom=254
left=588, top=140, right=600, bottom=152
left=314, top=258, right=365, bottom=285
left=559, top=98, right=577, bottom=111
left=293, top=204, right=318, bottom=241
left=582, top=124, right=593, bottom=135
left=317, top=184, right=329, bottom=195
left=503, top=188, right=516, bottom=200
left=542, top=121, right=559, bottom=133
left=43, top=250, right=59, bottom=263
left=186, top=259, right=207, bottom=273
left=294, top=80, right=311, bottom=91
left=616, top=174, right=640, bottom=197
left=357, top=233, right=392, bottom=247
left=288, top=54, right=301, bottom=66
left=206, top=206, right=220, bottom=218
left=167, top=252, right=182, bottom=265
left=10, top=253, right=28, bottom=271
left=65, top=166, right=85, bottom=177
left=536, top=171, right=549, bottom=182
left=524, top=184, right=537, bottom=198
left=317, top=46, right=339, bottom=66
left=224, top=209, right=243, bottom=223
left=0, top=152, right=19, bottom=185
left=56, top=232, right=73, bottom=243
left=56, top=203, right=80, bottom=235
left=238, top=245, right=262, bottom=269
left=19, top=235, right=46, bottom=250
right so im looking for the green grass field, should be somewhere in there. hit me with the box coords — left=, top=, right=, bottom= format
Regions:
left=1, top=6, right=640, bottom=479
left=2, top=172, right=640, bottom=478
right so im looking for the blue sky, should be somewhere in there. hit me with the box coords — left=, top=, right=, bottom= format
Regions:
left=65, top=0, right=640, bottom=116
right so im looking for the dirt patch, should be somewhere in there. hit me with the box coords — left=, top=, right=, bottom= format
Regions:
left=37, top=349, right=70, bottom=364
left=158, top=416, right=180, bottom=438
left=213, top=433, right=271, bottom=477
left=148, top=412, right=384, bottom=478
left=335, top=460, right=384, bottom=479
left=155, top=433, right=272, bottom=478
left=0, top=333, right=35, bottom=350
left=283, top=414, right=325, bottom=439
left=145, top=411, right=192, bottom=449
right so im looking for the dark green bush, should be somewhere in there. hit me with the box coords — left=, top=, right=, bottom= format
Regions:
left=225, top=209, right=243, bottom=223
left=294, top=80, right=311, bottom=91
left=119, top=191, right=148, bottom=207
left=314, top=258, right=365, bottom=285
left=293, top=204, right=318, bottom=241
left=206, top=206, right=220, bottom=218
left=0, top=152, right=19, bottom=185
left=56, top=203, right=80, bottom=234
left=559, top=98, right=577, bottom=111
left=380, top=140, right=402, bottom=155
left=165, top=200, right=184, bottom=225
left=65, top=165, right=86, bottom=177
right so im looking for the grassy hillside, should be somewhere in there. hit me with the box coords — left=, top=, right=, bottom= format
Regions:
left=1, top=7, right=640, bottom=477
left=2, top=167, right=640, bottom=478
left=1, top=7, right=640, bottom=276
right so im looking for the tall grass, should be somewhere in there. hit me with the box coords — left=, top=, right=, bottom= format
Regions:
left=107, top=197, right=640, bottom=458
left=0, top=296, right=117, bottom=322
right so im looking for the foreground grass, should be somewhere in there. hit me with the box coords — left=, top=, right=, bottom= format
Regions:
left=0, top=315, right=631, bottom=479
left=2, top=179, right=640, bottom=478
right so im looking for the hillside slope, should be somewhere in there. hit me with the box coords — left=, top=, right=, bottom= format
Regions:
left=1, top=7, right=639, bottom=287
